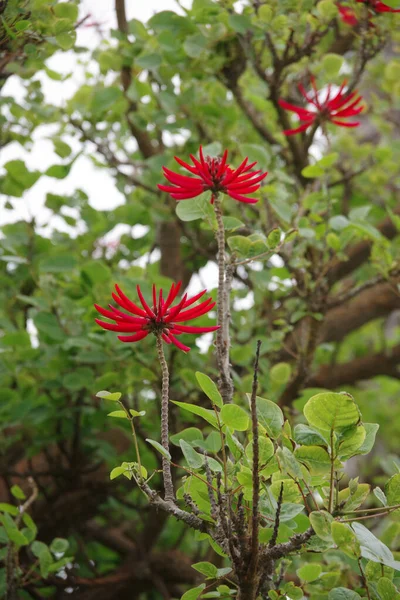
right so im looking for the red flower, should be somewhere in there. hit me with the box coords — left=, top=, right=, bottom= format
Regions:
left=338, top=3, right=359, bottom=24
left=95, top=282, right=219, bottom=353
left=357, top=0, right=400, bottom=12
left=157, top=146, right=268, bottom=204
left=279, top=77, right=364, bottom=135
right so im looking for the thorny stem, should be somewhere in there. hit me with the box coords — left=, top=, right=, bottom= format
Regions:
left=213, top=405, right=228, bottom=491
left=156, top=335, right=175, bottom=502
left=328, top=429, right=335, bottom=514
left=213, top=196, right=234, bottom=404
left=249, top=340, right=262, bottom=573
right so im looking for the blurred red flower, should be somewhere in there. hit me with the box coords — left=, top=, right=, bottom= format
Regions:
left=158, top=146, right=268, bottom=204
left=279, top=77, right=364, bottom=135
left=95, top=282, right=219, bottom=353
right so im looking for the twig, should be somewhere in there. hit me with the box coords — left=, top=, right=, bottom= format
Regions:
left=269, top=482, right=284, bottom=548
left=156, top=336, right=174, bottom=502
left=249, top=341, right=262, bottom=570
left=214, top=197, right=234, bottom=404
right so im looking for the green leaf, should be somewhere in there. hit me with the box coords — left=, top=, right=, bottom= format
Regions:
left=304, top=392, right=361, bottom=433
left=331, top=522, right=361, bottom=559
left=250, top=396, right=284, bottom=438
left=379, top=0, right=399, bottom=7
left=170, top=428, right=203, bottom=447
left=294, top=445, right=331, bottom=474
left=82, top=261, right=111, bottom=285
left=228, top=13, right=252, bottom=33
left=107, top=411, right=128, bottom=419
left=321, top=54, right=344, bottom=77
left=146, top=439, right=171, bottom=460
left=176, top=193, right=213, bottom=222
left=96, top=390, right=122, bottom=402
left=192, top=561, right=218, bottom=578
left=0, top=514, right=29, bottom=547
left=196, top=372, right=223, bottom=408
left=328, top=590, right=361, bottom=600
left=385, top=473, right=400, bottom=516
left=136, top=53, right=162, bottom=69
left=227, top=235, right=252, bottom=256
left=50, top=538, right=69, bottom=554
left=183, top=34, right=208, bottom=58
left=338, top=426, right=366, bottom=460
left=270, top=362, right=291, bottom=384
left=338, top=483, right=370, bottom=512
left=180, top=440, right=204, bottom=469
left=352, top=522, right=400, bottom=569
left=356, top=423, right=379, bottom=455
left=309, top=510, right=334, bottom=542
left=172, top=401, right=218, bottom=428
left=0, top=504, right=18, bottom=516
left=181, top=584, right=206, bottom=600
left=202, top=142, right=222, bottom=157
left=246, top=433, right=274, bottom=466
left=31, top=541, right=53, bottom=577
left=54, top=2, right=79, bottom=21
left=296, top=563, right=322, bottom=583
left=267, top=228, right=281, bottom=249
left=302, top=164, right=324, bottom=178
left=39, top=254, right=77, bottom=273
left=373, top=487, right=387, bottom=506
left=110, top=466, right=126, bottom=480
left=92, top=86, right=123, bottom=114
left=220, top=404, right=249, bottom=431
left=240, top=144, right=270, bottom=170
left=222, top=217, right=244, bottom=232
left=10, top=485, right=26, bottom=500
left=377, top=577, right=400, bottom=600
left=294, top=425, right=327, bottom=447
left=55, top=31, right=77, bottom=50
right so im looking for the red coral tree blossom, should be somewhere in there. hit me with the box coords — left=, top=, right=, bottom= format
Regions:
left=95, top=282, right=219, bottom=353
left=279, top=77, right=364, bottom=135
left=338, top=0, right=400, bottom=25
left=338, top=3, right=359, bottom=24
left=357, top=0, right=400, bottom=12
left=157, top=146, right=268, bottom=204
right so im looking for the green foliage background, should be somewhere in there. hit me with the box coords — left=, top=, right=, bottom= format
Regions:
left=0, top=0, right=400, bottom=598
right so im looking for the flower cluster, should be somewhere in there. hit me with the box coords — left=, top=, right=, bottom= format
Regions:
left=279, top=77, right=364, bottom=135
left=338, top=0, right=400, bottom=26
left=95, top=282, right=219, bottom=353
left=158, top=146, right=268, bottom=204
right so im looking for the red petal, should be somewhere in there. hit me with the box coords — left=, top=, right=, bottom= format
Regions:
left=166, top=293, right=188, bottom=321
left=172, top=300, right=215, bottom=322
left=108, top=305, right=147, bottom=325
left=182, top=289, right=207, bottom=308
left=114, top=284, right=148, bottom=317
left=227, top=191, right=259, bottom=204
left=162, top=166, right=204, bottom=188
left=279, top=99, right=315, bottom=118
left=137, top=285, right=155, bottom=318
left=216, top=149, right=229, bottom=177
left=168, top=332, right=191, bottom=352
left=283, top=121, right=314, bottom=135
left=172, top=324, right=220, bottom=333
left=171, top=190, right=205, bottom=200
left=117, top=331, right=149, bottom=343
left=164, top=281, right=182, bottom=311
left=330, top=119, right=360, bottom=127
left=174, top=155, right=199, bottom=175
left=95, top=319, right=145, bottom=333
left=227, top=172, right=268, bottom=190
